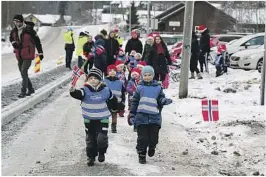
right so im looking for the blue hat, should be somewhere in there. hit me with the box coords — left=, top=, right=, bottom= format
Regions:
left=141, top=66, right=154, bottom=76
left=67, top=27, right=73, bottom=31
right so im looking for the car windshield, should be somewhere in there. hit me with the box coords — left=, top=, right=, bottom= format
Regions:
left=161, top=36, right=183, bottom=46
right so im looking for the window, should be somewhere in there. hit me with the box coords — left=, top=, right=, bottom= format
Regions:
left=218, top=36, right=242, bottom=43
left=245, top=36, right=264, bottom=46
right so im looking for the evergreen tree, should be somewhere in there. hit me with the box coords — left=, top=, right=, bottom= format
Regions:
left=57, top=1, right=68, bottom=24
left=126, top=1, right=140, bottom=31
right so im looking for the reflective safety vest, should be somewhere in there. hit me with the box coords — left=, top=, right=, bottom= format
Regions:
left=104, top=79, right=123, bottom=102
left=81, top=87, right=111, bottom=120
left=136, top=85, right=161, bottom=114
left=64, top=31, right=74, bottom=44
left=76, top=36, right=88, bottom=56
left=115, top=34, right=123, bottom=46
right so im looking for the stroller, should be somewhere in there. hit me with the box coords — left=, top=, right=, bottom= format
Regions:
left=215, top=44, right=229, bottom=77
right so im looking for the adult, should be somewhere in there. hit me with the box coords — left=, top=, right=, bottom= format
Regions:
left=148, top=35, right=171, bottom=83
left=76, top=31, right=89, bottom=69
left=9, top=14, right=44, bottom=98
left=125, top=30, right=143, bottom=55
left=114, top=27, right=123, bottom=47
left=87, top=34, right=107, bottom=74
left=105, top=31, right=120, bottom=65
left=100, top=29, right=108, bottom=49
left=83, top=34, right=95, bottom=73
left=142, top=33, right=154, bottom=63
left=189, top=32, right=203, bottom=79
left=198, top=25, right=210, bottom=72
left=63, top=27, right=75, bottom=69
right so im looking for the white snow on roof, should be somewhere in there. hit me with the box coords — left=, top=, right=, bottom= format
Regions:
left=210, top=3, right=222, bottom=10
left=23, top=14, right=71, bottom=24
left=225, top=8, right=265, bottom=24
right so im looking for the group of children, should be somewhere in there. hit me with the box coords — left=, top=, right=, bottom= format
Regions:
left=70, top=49, right=173, bottom=165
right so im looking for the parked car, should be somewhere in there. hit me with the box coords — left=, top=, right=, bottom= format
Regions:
left=230, top=45, right=264, bottom=72
left=160, top=34, right=183, bottom=50
left=210, top=34, right=244, bottom=48
left=209, top=33, right=265, bottom=64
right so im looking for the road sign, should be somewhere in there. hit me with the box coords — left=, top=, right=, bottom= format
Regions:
left=169, top=21, right=180, bottom=27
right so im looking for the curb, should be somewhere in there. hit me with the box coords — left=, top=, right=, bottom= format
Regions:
left=1, top=73, right=72, bottom=126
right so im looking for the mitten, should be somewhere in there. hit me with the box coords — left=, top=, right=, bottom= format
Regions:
left=39, top=54, right=44, bottom=60
left=161, top=98, right=173, bottom=105
left=12, top=42, right=19, bottom=49
left=127, top=114, right=135, bottom=126
left=96, top=46, right=105, bottom=55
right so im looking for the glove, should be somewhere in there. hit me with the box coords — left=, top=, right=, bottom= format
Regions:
left=161, top=98, right=173, bottom=105
left=12, top=42, right=19, bottom=49
left=127, top=114, right=135, bottom=126
left=39, top=54, right=44, bottom=61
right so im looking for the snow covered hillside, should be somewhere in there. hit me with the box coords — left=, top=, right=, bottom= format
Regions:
left=2, top=65, right=265, bottom=175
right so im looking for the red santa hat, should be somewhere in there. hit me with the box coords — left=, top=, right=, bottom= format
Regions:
left=114, top=27, right=119, bottom=33
left=198, top=25, right=207, bottom=33
left=137, top=61, right=147, bottom=67
left=115, top=60, right=124, bottom=68
left=131, top=68, right=141, bottom=77
left=153, top=32, right=160, bottom=37
left=107, top=64, right=117, bottom=73
left=147, top=33, right=154, bottom=40
left=131, top=30, right=138, bottom=36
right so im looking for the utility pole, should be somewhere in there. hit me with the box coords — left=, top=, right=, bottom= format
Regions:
left=147, top=1, right=151, bottom=33
left=260, top=6, right=266, bottom=105
left=109, top=1, right=112, bottom=31
left=179, top=1, right=194, bottom=99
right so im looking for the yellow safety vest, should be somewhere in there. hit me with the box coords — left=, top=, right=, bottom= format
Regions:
left=76, top=36, right=88, bottom=56
left=115, top=34, right=123, bottom=46
left=63, top=31, right=74, bottom=44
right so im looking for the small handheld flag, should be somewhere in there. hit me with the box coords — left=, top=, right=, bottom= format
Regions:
left=34, top=55, right=41, bottom=73
left=72, top=65, right=85, bottom=86
left=201, top=99, right=219, bottom=122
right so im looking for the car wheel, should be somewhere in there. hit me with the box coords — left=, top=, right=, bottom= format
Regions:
left=257, top=58, right=263, bottom=73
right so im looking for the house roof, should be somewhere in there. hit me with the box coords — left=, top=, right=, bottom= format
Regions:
left=155, top=2, right=185, bottom=19
left=156, top=1, right=236, bottom=24
left=23, top=13, right=71, bottom=24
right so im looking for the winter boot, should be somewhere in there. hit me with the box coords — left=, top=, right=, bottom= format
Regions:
left=138, top=154, right=146, bottom=164
left=133, top=125, right=137, bottom=132
left=197, top=73, right=203, bottom=79
left=18, top=89, right=26, bottom=98
left=189, top=72, right=195, bottom=79
left=98, top=153, right=105, bottom=162
left=111, top=123, right=117, bottom=133
left=148, top=147, right=155, bottom=157
left=26, top=88, right=35, bottom=96
left=87, top=157, right=95, bottom=166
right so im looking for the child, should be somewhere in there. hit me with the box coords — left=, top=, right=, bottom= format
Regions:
left=104, top=65, right=126, bottom=133
left=129, top=66, right=173, bottom=164
left=126, top=67, right=141, bottom=132
left=115, top=60, right=127, bottom=117
left=215, top=45, right=227, bottom=77
left=70, top=67, right=117, bottom=166
left=136, top=61, right=147, bottom=71
left=116, top=48, right=126, bottom=62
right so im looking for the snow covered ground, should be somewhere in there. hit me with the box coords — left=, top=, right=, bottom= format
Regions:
left=2, top=65, right=265, bottom=175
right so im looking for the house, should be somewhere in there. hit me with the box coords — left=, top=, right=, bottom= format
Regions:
left=22, top=13, right=72, bottom=26
left=155, top=1, right=237, bottom=33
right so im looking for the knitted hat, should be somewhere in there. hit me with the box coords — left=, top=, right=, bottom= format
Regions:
left=131, top=68, right=141, bottom=77
left=134, top=53, right=142, bottom=59
left=13, top=14, right=24, bottom=22
left=115, top=60, right=124, bottom=68
left=87, top=67, right=103, bottom=81
left=100, top=29, right=107, bottom=36
left=137, top=61, right=147, bottom=67
left=107, top=64, right=117, bottom=74
left=147, top=33, right=154, bottom=40
left=141, top=66, right=155, bottom=76
left=198, top=25, right=207, bottom=33
left=114, top=27, right=119, bottom=33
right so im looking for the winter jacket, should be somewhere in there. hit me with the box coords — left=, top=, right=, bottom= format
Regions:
left=130, top=80, right=167, bottom=126
left=83, top=41, right=94, bottom=57
left=116, top=54, right=126, bottom=62
left=70, top=83, right=117, bottom=120
left=148, top=43, right=171, bottom=74
left=116, top=71, right=127, bottom=87
left=200, top=29, right=210, bottom=54
left=105, top=35, right=120, bottom=65
left=90, top=38, right=107, bottom=73
left=126, top=78, right=140, bottom=108
left=103, top=76, right=125, bottom=103
left=9, top=21, right=43, bottom=60
left=191, top=35, right=199, bottom=61
left=125, top=38, right=143, bottom=54
left=76, top=36, right=88, bottom=56
left=125, top=56, right=140, bottom=70
left=64, top=31, right=75, bottom=51
left=142, top=43, right=152, bottom=63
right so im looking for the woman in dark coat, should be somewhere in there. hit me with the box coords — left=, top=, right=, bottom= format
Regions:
left=83, top=35, right=94, bottom=72
left=105, top=31, right=120, bottom=65
left=148, top=35, right=172, bottom=83
left=190, top=32, right=202, bottom=79
left=142, top=34, right=154, bottom=63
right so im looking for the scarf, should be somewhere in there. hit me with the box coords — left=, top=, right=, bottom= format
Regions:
left=156, top=43, right=164, bottom=55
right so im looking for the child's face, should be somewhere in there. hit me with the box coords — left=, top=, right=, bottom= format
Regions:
left=108, top=69, right=117, bottom=77
left=116, top=65, right=124, bottom=72
left=87, top=76, right=100, bottom=87
left=119, top=51, right=124, bottom=56
left=131, top=51, right=136, bottom=56
left=137, top=65, right=144, bottom=71
left=131, top=73, right=140, bottom=80
left=135, top=55, right=141, bottom=60
left=143, top=73, right=153, bottom=82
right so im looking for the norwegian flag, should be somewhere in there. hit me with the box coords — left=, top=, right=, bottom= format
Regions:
left=72, top=65, right=85, bottom=86
left=201, top=99, right=219, bottom=122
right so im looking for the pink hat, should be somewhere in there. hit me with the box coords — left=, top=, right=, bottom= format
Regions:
left=115, top=60, right=124, bottom=68
left=147, top=33, right=154, bottom=40
left=137, top=61, right=147, bottom=67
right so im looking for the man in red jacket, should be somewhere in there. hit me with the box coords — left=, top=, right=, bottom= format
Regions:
left=10, top=14, right=44, bottom=98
